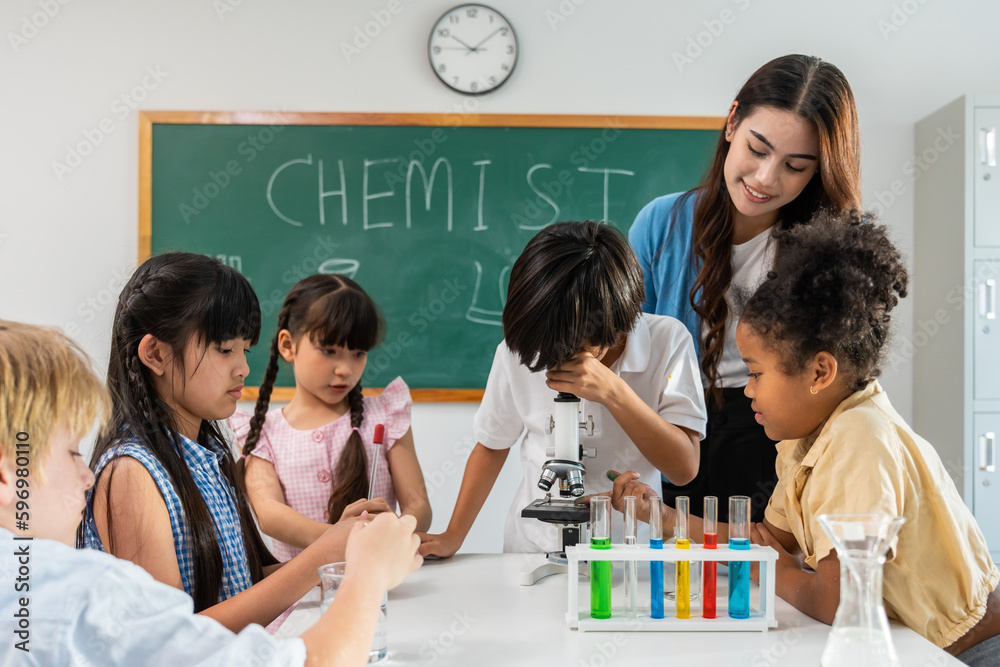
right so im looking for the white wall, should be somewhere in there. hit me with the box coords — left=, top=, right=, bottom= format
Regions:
left=4, top=0, right=1000, bottom=552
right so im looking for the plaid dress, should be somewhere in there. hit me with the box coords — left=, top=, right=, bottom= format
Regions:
left=82, top=432, right=253, bottom=605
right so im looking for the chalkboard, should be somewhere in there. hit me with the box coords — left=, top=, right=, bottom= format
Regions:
left=140, top=112, right=721, bottom=400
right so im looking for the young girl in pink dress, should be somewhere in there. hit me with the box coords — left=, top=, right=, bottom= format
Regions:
left=231, top=274, right=431, bottom=561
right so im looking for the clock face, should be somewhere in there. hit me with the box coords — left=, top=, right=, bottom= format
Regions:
left=428, top=4, right=517, bottom=95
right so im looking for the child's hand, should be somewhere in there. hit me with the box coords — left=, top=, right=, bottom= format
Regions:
left=750, top=522, right=795, bottom=583
left=544, top=351, right=623, bottom=405
left=416, top=530, right=462, bottom=559
left=339, top=497, right=393, bottom=522
left=345, top=512, right=422, bottom=591
left=606, top=471, right=660, bottom=525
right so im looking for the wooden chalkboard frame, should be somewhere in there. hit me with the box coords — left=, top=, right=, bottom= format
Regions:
left=139, top=111, right=723, bottom=402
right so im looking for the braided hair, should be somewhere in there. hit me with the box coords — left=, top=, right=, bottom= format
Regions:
left=739, top=210, right=908, bottom=392
left=243, top=274, right=384, bottom=523
left=90, top=252, right=276, bottom=612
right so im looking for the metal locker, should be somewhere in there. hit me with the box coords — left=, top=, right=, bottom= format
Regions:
left=974, top=414, right=1000, bottom=552
left=975, top=108, right=1000, bottom=247
left=974, top=261, right=1000, bottom=400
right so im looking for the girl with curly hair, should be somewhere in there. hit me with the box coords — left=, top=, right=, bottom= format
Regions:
left=612, top=212, right=1000, bottom=663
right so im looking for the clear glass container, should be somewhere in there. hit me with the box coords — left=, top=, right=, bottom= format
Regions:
left=817, top=513, right=906, bottom=667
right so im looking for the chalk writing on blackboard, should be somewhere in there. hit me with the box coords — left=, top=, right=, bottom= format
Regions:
left=318, top=258, right=360, bottom=279
left=264, top=156, right=637, bottom=234
left=466, top=260, right=510, bottom=327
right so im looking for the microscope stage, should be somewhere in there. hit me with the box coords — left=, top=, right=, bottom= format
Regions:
left=521, top=498, right=591, bottom=525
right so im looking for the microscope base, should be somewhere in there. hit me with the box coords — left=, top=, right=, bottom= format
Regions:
left=518, top=552, right=591, bottom=586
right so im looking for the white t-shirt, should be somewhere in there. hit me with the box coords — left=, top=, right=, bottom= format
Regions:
left=474, top=313, right=708, bottom=553
left=708, top=227, right=777, bottom=389
left=0, top=528, right=306, bottom=666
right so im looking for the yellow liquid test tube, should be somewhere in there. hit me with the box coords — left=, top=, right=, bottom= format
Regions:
left=675, top=496, right=691, bottom=619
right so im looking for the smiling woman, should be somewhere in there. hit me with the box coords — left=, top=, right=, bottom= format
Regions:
left=628, top=54, right=862, bottom=523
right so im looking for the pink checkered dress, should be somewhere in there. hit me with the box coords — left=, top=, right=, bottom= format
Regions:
left=230, top=376, right=412, bottom=562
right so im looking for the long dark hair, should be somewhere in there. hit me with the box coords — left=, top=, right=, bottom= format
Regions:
left=689, top=54, right=861, bottom=402
left=243, top=274, right=384, bottom=523
left=91, top=252, right=275, bottom=612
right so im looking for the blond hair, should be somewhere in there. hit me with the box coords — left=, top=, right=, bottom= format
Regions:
left=0, top=321, right=108, bottom=471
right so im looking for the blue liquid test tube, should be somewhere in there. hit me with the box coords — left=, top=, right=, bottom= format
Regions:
left=728, top=495, right=751, bottom=619
left=649, top=496, right=664, bottom=619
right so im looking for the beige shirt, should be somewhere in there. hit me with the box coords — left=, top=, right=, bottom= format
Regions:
left=765, top=381, right=1000, bottom=648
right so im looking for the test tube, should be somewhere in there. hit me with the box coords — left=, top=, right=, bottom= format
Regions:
left=728, top=495, right=751, bottom=619
left=703, top=496, right=718, bottom=619
left=649, top=496, right=665, bottom=619
left=674, top=496, right=691, bottom=619
left=590, top=496, right=611, bottom=619
left=623, top=495, right=637, bottom=617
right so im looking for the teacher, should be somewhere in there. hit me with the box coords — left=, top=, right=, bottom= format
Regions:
left=629, top=54, right=861, bottom=522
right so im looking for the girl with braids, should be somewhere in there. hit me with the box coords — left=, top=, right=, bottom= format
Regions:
left=629, top=54, right=862, bottom=523
left=230, top=274, right=431, bottom=562
left=610, top=212, right=1000, bottom=664
left=82, top=253, right=359, bottom=633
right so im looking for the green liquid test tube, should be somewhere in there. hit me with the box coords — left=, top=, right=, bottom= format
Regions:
left=590, top=496, right=611, bottom=619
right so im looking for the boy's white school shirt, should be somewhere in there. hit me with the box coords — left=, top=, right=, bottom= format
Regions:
left=0, top=528, right=306, bottom=666
left=475, top=313, right=708, bottom=553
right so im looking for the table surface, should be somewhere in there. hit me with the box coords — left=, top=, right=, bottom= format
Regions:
left=275, top=553, right=962, bottom=666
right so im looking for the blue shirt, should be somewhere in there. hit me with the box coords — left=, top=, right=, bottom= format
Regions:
left=628, top=191, right=702, bottom=354
left=0, top=528, right=305, bottom=666
left=82, top=431, right=254, bottom=605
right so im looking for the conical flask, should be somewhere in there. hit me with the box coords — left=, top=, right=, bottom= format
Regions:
left=817, top=513, right=906, bottom=667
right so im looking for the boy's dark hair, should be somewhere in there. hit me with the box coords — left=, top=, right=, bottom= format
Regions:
left=243, top=273, right=384, bottom=523
left=740, top=210, right=909, bottom=392
left=503, top=221, right=644, bottom=372
left=91, top=252, right=274, bottom=612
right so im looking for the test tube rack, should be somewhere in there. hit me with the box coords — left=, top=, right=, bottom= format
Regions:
left=565, top=543, right=778, bottom=632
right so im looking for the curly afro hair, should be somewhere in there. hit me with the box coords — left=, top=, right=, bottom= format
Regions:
left=739, top=210, right=909, bottom=392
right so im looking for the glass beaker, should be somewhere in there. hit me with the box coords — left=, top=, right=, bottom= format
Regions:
left=817, top=513, right=906, bottom=667
left=319, top=563, right=388, bottom=664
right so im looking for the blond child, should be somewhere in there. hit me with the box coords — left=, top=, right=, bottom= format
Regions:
left=0, top=320, right=421, bottom=666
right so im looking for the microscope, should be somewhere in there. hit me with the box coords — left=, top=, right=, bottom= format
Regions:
left=518, top=391, right=596, bottom=586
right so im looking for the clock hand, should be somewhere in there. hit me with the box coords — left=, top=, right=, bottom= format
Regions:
left=449, top=34, right=477, bottom=52
left=470, top=27, right=503, bottom=51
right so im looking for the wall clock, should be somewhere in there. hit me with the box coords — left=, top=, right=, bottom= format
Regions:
left=428, top=4, right=518, bottom=95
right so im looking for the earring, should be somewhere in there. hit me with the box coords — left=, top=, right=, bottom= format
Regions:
left=809, top=386, right=819, bottom=395
left=725, top=129, right=731, bottom=137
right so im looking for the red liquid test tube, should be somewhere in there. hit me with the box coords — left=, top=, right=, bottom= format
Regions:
left=703, top=496, right=718, bottom=619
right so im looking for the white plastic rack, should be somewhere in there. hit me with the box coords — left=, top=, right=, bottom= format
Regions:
left=565, top=543, right=778, bottom=632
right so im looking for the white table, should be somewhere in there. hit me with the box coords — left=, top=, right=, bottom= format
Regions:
left=275, top=553, right=962, bottom=666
